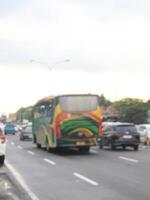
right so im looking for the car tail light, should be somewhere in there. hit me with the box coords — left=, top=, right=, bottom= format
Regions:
left=0, top=134, right=6, bottom=143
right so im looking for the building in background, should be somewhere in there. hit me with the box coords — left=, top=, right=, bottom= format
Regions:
left=8, top=113, right=16, bottom=122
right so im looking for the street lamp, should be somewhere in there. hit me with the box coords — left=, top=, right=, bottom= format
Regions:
left=30, top=59, right=70, bottom=70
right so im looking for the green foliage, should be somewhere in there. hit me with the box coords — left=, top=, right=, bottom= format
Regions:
left=113, top=98, right=150, bottom=124
left=16, top=106, right=33, bottom=122
left=99, top=94, right=111, bottom=107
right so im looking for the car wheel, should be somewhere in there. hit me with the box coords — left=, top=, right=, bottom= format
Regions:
left=110, top=143, right=115, bottom=150
left=0, top=155, right=5, bottom=165
left=134, top=145, right=139, bottom=151
left=122, top=146, right=126, bottom=150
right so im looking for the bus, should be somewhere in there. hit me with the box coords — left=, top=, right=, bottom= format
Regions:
left=32, top=94, right=103, bottom=153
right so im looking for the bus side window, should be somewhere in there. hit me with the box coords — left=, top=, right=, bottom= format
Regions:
left=48, top=101, right=55, bottom=123
left=40, top=105, right=47, bottom=117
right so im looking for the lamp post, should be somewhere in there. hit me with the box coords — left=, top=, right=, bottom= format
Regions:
left=30, top=59, right=70, bottom=70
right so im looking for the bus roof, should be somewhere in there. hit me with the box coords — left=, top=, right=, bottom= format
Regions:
left=35, top=94, right=99, bottom=106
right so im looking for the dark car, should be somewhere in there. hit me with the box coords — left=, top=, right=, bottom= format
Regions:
left=20, top=126, right=32, bottom=141
left=4, top=123, right=16, bottom=135
left=100, top=122, right=140, bottom=150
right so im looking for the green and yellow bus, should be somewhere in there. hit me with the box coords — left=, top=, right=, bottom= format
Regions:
left=32, top=94, right=103, bottom=153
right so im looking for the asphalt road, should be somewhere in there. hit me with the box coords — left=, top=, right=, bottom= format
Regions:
left=3, top=134, right=150, bottom=200
left=0, top=163, right=32, bottom=200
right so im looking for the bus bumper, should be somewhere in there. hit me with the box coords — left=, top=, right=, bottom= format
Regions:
left=57, top=138, right=99, bottom=147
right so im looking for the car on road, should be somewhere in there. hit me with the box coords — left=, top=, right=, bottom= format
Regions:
left=20, top=125, right=32, bottom=141
left=0, top=128, right=6, bottom=165
left=100, top=122, right=140, bottom=150
left=4, top=123, right=16, bottom=135
left=136, top=124, right=150, bottom=145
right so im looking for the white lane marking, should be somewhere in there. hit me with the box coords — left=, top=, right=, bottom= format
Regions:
left=28, top=151, right=35, bottom=155
left=5, top=160, right=39, bottom=200
left=119, top=156, right=139, bottom=163
left=44, top=158, right=56, bottom=165
left=17, top=145, right=23, bottom=149
left=73, top=172, right=99, bottom=186
left=90, top=149, right=98, bottom=154
left=11, top=142, right=14, bottom=145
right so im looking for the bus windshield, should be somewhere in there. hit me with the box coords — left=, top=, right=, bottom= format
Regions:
left=59, top=95, right=98, bottom=112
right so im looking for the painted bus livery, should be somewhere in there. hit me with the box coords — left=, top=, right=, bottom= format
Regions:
left=32, top=94, right=103, bottom=153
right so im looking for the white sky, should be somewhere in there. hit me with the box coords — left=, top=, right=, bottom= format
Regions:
left=0, top=0, right=150, bottom=114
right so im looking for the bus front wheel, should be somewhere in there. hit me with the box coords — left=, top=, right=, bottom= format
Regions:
left=35, top=136, right=41, bottom=148
left=36, top=143, right=41, bottom=148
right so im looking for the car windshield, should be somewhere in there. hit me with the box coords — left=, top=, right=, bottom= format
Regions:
left=139, top=126, right=146, bottom=131
left=25, top=127, right=32, bottom=132
left=7, top=124, right=14, bottom=128
left=115, top=125, right=137, bottom=134
left=59, top=96, right=98, bottom=112
left=138, top=126, right=150, bottom=132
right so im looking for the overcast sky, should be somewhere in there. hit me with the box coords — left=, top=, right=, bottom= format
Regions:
left=0, top=0, right=150, bottom=114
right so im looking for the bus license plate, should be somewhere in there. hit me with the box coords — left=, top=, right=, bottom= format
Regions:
left=76, top=141, right=85, bottom=146
left=123, top=135, right=132, bottom=139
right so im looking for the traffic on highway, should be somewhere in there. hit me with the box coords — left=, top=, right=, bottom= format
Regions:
left=1, top=1, right=150, bottom=200
left=1, top=125, right=150, bottom=200
left=1, top=93, right=150, bottom=200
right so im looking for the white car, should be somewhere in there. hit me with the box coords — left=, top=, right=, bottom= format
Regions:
left=136, top=124, right=150, bottom=144
left=0, top=126, right=6, bottom=165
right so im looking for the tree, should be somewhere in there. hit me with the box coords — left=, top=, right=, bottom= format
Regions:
left=16, top=106, right=33, bottom=122
left=113, top=98, right=150, bottom=124
left=99, top=94, right=111, bottom=107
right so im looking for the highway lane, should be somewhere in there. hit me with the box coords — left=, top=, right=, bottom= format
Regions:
left=5, top=134, right=150, bottom=200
